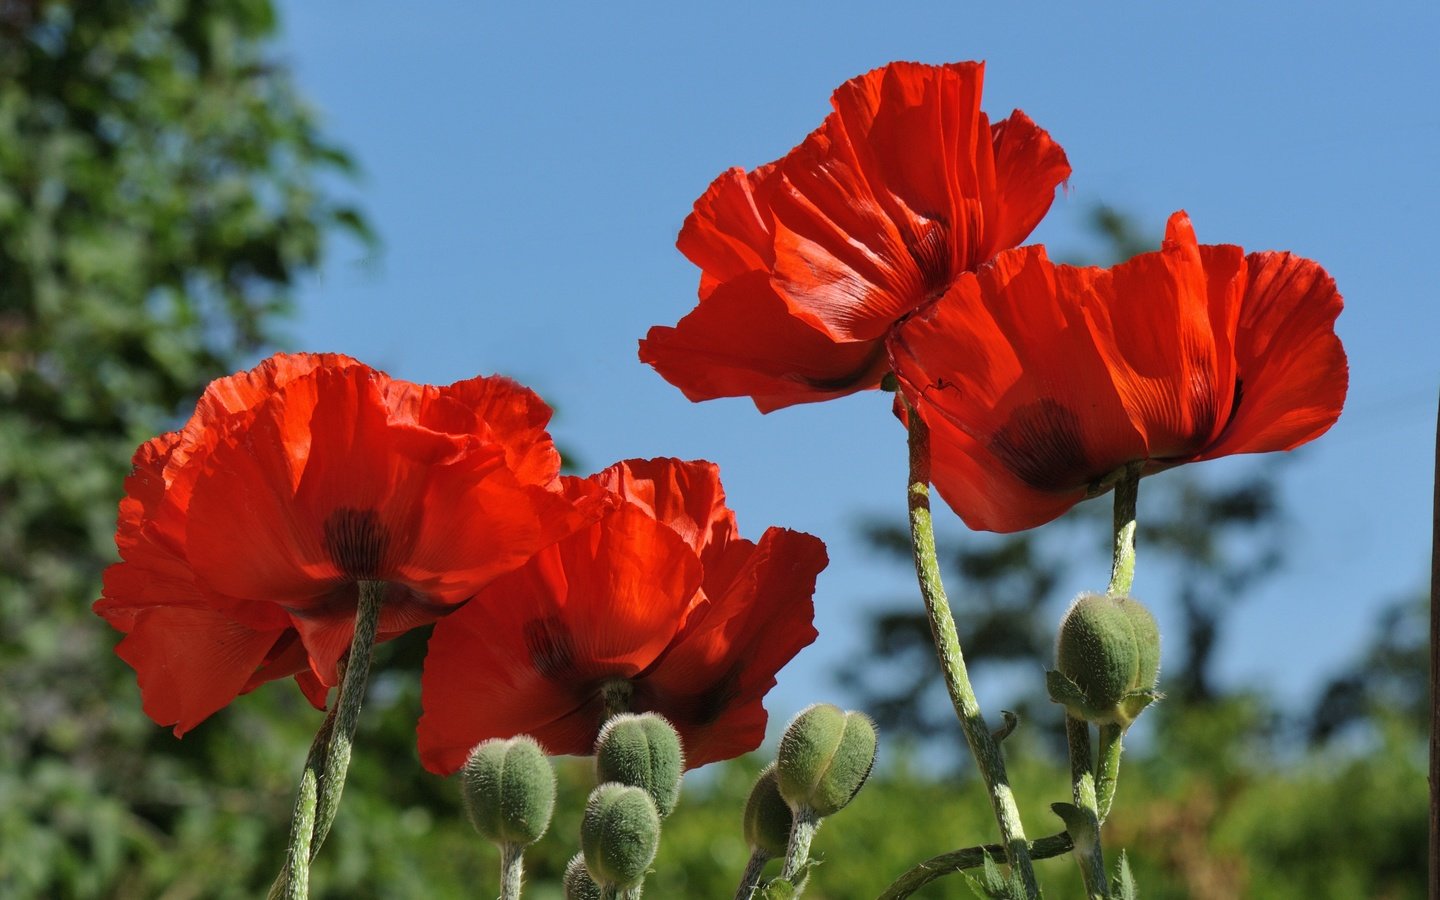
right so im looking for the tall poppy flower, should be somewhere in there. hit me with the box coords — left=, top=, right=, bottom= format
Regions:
left=94, top=352, right=591, bottom=735
left=417, top=457, right=828, bottom=773
left=889, top=211, right=1348, bottom=533
left=640, top=60, right=1070, bottom=412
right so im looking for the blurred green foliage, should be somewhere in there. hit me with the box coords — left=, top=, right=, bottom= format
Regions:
left=0, top=3, right=1425, bottom=898
left=0, top=0, right=363, bottom=895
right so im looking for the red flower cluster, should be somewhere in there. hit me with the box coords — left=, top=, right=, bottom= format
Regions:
left=643, top=60, right=1346, bottom=530
left=417, top=458, right=827, bottom=773
left=98, top=356, right=826, bottom=774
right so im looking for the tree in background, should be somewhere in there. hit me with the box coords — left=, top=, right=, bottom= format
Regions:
left=0, top=1, right=365, bottom=893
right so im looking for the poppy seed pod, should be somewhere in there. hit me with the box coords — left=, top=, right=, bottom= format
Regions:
left=1050, top=593, right=1161, bottom=727
left=563, top=853, right=602, bottom=900
left=776, top=703, right=878, bottom=817
left=743, top=763, right=793, bottom=858
left=594, top=713, right=685, bottom=818
left=460, top=736, right=556, bottom=847
left=581, top=783, right=661, bottom=890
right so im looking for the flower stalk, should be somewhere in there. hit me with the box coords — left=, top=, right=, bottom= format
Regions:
left=272, top=579, right=384, bottom=898
left=1063, top=717, right=1109, bottom=898
left=904, top=400, right=1039, bottom=897
left=499, top=843, right=524, bottom=900
left=1094, top=464, right=1142, bottom=829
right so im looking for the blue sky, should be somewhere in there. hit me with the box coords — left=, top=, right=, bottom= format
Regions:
left=275, top=1, right=1438, bottom=733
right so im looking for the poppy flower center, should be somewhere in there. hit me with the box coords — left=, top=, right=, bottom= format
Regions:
left=322, top=507, right=390, bottom=579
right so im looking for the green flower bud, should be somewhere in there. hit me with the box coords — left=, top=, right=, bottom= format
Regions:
left=775, top=703, right=878, bottom=817
left=594, top=712, right=685, bottom=818
left=1050, top=593, right=1162, bottom=727
left=563, top=853, right=602, bottom=900
left=581, top=783, right=661, bottom=890
left=460, top=736, right=556, bottom=847
left=742, top=764, right=793, bottom=858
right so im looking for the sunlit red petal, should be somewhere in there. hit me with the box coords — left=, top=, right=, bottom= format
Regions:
left=593, top=457, right=735, bottom=555
left=1199, top=250, right=1347, bottom=458
left=385, top=374, right=563, bottom=486
left=1079, top=211, right=1244, bottom=459
left=116, top=606, right=290, bottom=736
left=640, top=272, right=890, bottom=411
left=892, top=245, right=1145, bottom=508
left=636, top=527, right=825, bottom=768
left=647, top=60, right=1069, bottom=411
left=677, top=164, right=782, bottom=297
left=417, top=502, right=703, bottom=772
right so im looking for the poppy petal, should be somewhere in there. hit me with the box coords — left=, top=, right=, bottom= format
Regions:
left=639, top=272, right=890, bottom=411
left=1200, top=250, right=1347, bottom=457
left=1079, top=212, right=1245, bottom=459
left=116, top=606, right=289, bottom=736
left=636, top=527, right=825, bottom=768
left=891, top=245, right=1145, bottom=499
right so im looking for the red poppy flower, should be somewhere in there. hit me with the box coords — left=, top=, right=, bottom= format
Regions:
left=416, top=458, right=828, bottom=773
left=95, top=353, right=589, bottom=735
left=640, top=60, right=1070, bottom=412
left=889, top=211, right=1348, bottom=533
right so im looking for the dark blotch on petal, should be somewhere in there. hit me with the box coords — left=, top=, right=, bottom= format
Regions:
left=322, top=507, right=389, bottom=579
left=640, top=664, right=741, bottom=728
left=988, top=399, right=1094, bottom=491
left=525, top=616, right=580, bottom=681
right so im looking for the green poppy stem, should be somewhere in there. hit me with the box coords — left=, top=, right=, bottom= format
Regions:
left=1065, top=717, right=1109, bottom=898
left=499, top=843, right=524, bottom=900
left=903, top=401, right=1039, bottom=898
left=1095, top=723, right=1124, bottom=823
left=780, top=805, right=821, bottom=889
left=877, top=832, right=1076, bottom=899
left=1095, top=464, right=1142, bottom=831
left=271, top=578, right=384, bottom=899
left=733, top=850, right=770, bottom=900
left=1107, top=462, right=1142, bottom=598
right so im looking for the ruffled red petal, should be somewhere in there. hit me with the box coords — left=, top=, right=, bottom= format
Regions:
left=639, top=272, right=890, bottom=411
left=647, top=60, right=1069, bottom=411
left=1199, top=250, right=1347, bottom=458
left=592, top=457, right=735, bottom=555
left=416, top=501, right=703, bottom=772
left=891, top=244, right=1146, bottom=530
left=1078, top=211, right=1244, bottom=460
left=115, top=606, right=290, bottom=736
left=890, top=213, right=1345, bottom=532
left=636, top=527, right=825, bottom=768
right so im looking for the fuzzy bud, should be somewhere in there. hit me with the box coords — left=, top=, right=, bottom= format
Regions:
left=742, top=763, right=793, bottom=858
left=776, top=703, right=878, bottom=817
left=581, top=783, right=661, bottom=890
left=460, top=736, right=556, bottom=847
left=563, top=853, right=602, bottom=900
left=1050, top=593, right=1162, bottom=727
left=594, top=712, right=685, bottom=818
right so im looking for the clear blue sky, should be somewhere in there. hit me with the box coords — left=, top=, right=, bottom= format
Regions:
left=275, top=2, right=1438, bottom=733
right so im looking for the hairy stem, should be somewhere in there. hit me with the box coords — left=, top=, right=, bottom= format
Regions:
left=1108, top=463, right=1142, bottom=597
left=877, top=832, right=1076, bottom=899
left=1066, top=717, right=1109, bottom=898
left=270, top=579, right=384, bottom=898
left=499, top=843, right=524, bottom=900
left=1095, top=724, right=1124, bottom=823
left=734, top=851, right=770, bottom=900
left=904, top=402, right=1039, bottom=897
left=780, top=805, right=821, bottom=888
